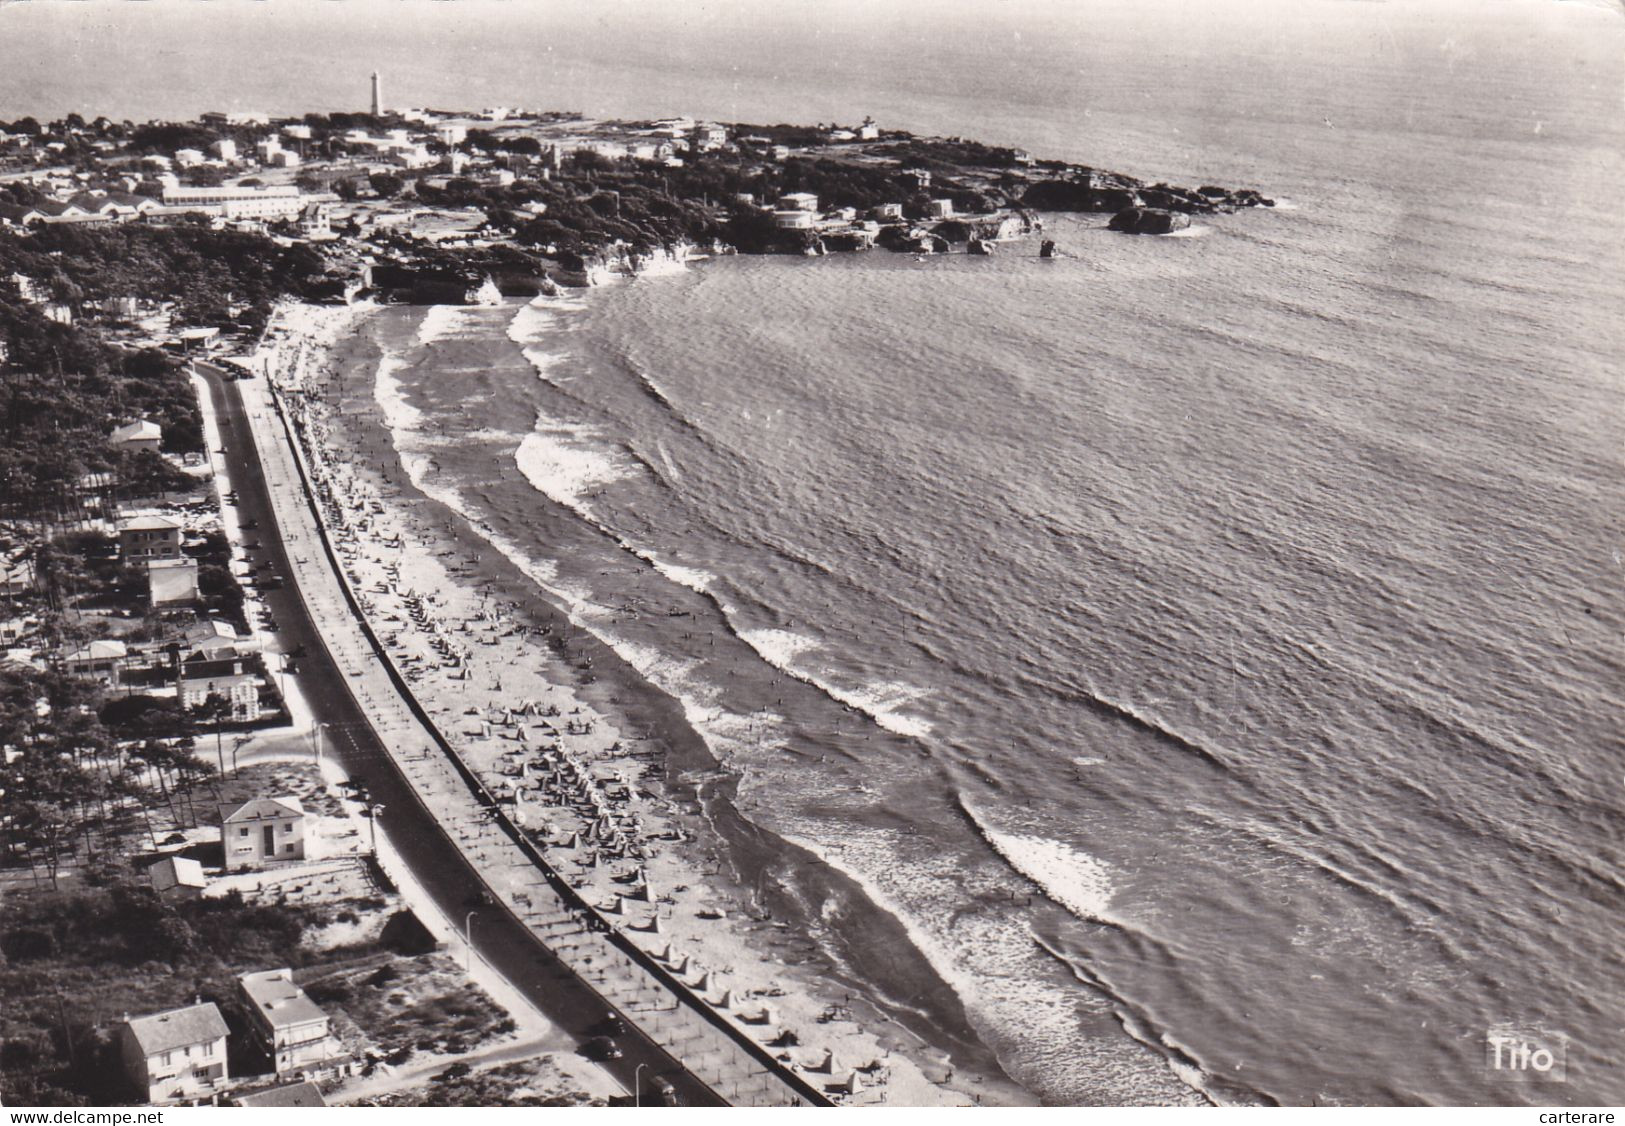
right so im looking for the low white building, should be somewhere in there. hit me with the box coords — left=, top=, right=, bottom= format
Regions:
left=148, top=557, right=200, bottom=608
left=777, top=191, right=819, bottom=212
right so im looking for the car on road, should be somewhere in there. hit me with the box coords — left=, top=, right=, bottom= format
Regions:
left=649, top=1077, right=678, bottom=1106
left=432, top=1062, right=471, bottom=1083
left=580, top=1036, right=622, bottom=1061
left=598, top=1012, right=626, bottom=1037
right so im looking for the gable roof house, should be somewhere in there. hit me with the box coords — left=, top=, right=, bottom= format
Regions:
left=219, top=796, right=305, bottom=870
left=145, top=855, right=208, bottom=901
left=116, top=1002, right=230, bottom=1104
left=110, top=418, right=164, bottom=451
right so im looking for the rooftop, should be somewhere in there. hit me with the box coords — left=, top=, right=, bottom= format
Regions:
left=219, top=795, right=304, bottom=824
left=123, top=1002, right=228, bottom=1056
left=235, top=1081, right=326, bottom=1108
left=120, top=513, right=180, bottom=531
left=238, top=969, right=328, bottom=1030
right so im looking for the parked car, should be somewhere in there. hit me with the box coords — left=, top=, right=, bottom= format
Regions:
left=580, top=1036, right=622, bottom=1061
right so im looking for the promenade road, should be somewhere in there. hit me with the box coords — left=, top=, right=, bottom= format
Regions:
left=202, top=358, right=826, bottom=1108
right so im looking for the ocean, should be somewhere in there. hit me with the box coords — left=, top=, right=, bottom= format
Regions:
left=17, top=0, right=1624, bottom=1105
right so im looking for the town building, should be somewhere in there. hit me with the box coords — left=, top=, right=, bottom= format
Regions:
left=173, top=148, right=205, bottom=168
left=436, top=124, right=467, bottom=147
left=202, top=111, right=270, bottom=127
left=219, top=796, right=306, bottom=870
left=773, top=210, right=816, bottom=230
left=145, top=855, right=207, bottom=901
left=65, top=638, right=128, bottom=680
left=159, top=185, right=304, bottom=222
left=148, top=557, right=200, bottom=608
left=237, top=969, right=340, bottom=1074
left=871, top=202, right=904, bottom=221
left=858, top=116, right=880, bottom=141
left=180, top=670, right=260, bottom=721
left=0, top=203, right=46, bottom=229
left=109, top=418, right=164, bottom=454
left=298, top=201, right=333, bottom=238
left=902, top=168, right=932, bottom=192
left=116, top=1002, right=230, bottom=1104
left=209, top=139, right=237, bottom=163
left=692, top=124, right=728, bottom=152
left=119, top=514, right=182, bottom=560
left=778, top=191, right=819, bottom=212
left=282, top=123, right=313, bottom=141
left=927, top=198, right=955, bottom=219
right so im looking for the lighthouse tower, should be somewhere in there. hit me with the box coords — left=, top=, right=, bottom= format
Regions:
left=370, top=71, right=383, bottom=117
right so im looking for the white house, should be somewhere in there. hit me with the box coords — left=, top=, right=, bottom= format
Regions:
left=117, top=1002, right=229, bottom=1104
left=777, top=191, right=819, bottom=212
left=219, top=796, right=305, bottom=870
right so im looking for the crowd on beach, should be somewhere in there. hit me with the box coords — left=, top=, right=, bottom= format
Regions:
left=244, top=302, right=974, bottom=1106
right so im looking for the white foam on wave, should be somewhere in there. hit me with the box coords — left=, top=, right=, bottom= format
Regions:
left=650, top=558, right=716, bottom=593
left=1164, top=225, right=1212, bottom=239
left=734, top=625, right=935, bottom=738
left=513, top=420, right=637, bottom=516
left=417, top=304, right=490, bottom=345
left=750, top=815, right=1201, bottom=1106
left=737, top=627, right=821, bottom=669
left=372, top=354, right=424, bottom=433
left=1072, top=755, right=1108, bottom=767
left=962, top=802, right=1122, bottom=927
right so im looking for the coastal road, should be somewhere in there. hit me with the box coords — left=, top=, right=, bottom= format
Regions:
left=198, top=363, right=727, bottom=1108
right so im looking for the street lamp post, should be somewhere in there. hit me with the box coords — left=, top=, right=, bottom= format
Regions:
left=464, top=909, right=478, bottom=973
left=368, top=803, right=384, bottom=855
left=635, top=1062, right=647, bottom=1107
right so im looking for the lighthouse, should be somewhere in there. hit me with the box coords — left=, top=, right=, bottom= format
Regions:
left=370, top=71, right=383, bottom=117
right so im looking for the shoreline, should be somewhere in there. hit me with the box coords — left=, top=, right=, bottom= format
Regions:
left=262, top=298, right=1026, bottom=1106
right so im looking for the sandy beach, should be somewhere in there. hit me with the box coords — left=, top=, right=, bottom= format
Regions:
left=250, top=300, right=1020, bottom=1107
